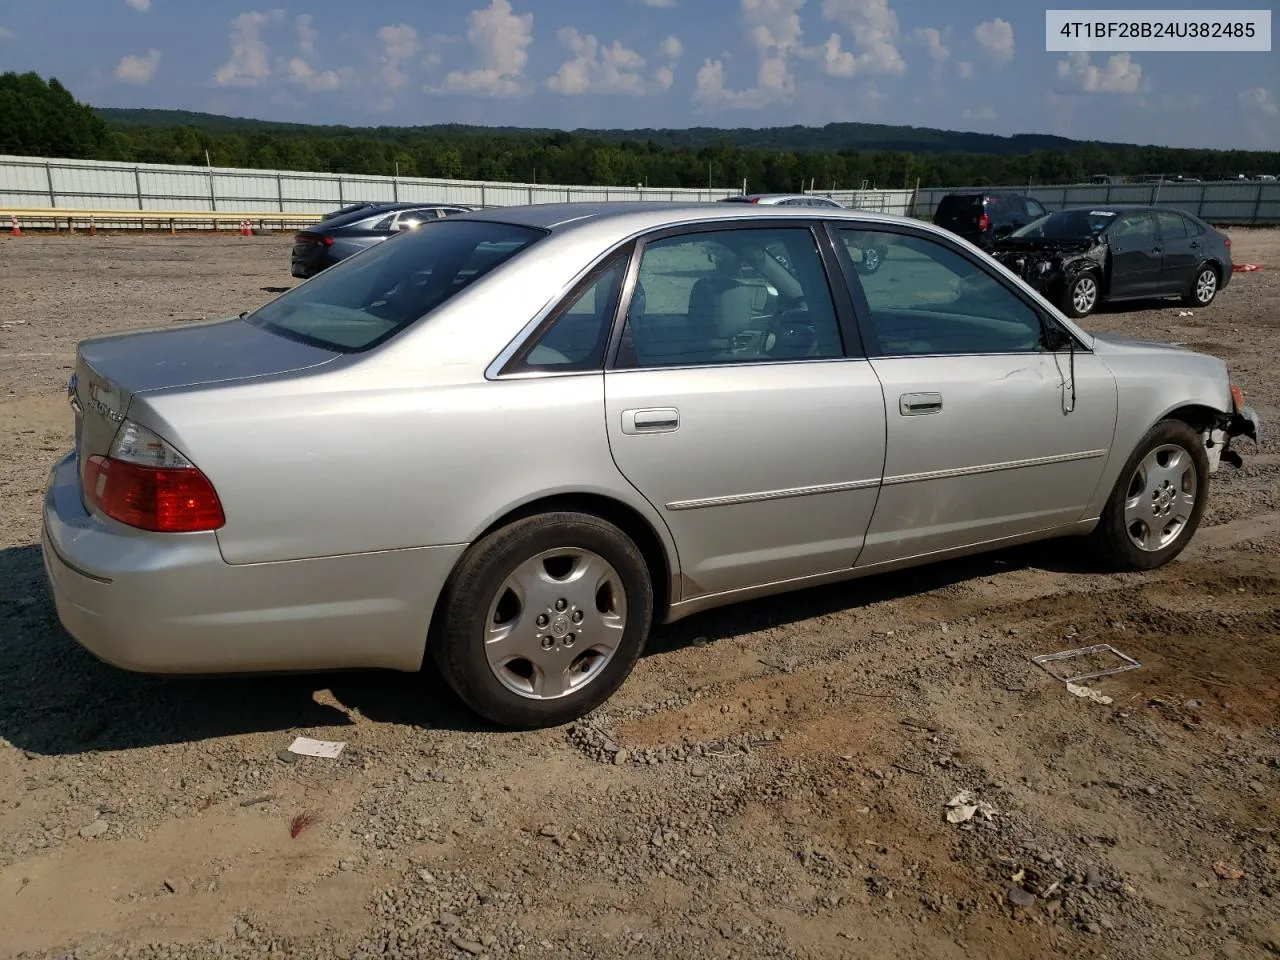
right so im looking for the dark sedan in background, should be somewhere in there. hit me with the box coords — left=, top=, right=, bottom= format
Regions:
left=991, top=205, right=1232, bottom=318
left=291, top=202, right=474, bottom=278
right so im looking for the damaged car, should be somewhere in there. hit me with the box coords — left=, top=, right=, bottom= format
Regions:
left=42, top=203, right=1260, bottom=730
left=991, top=205, right=1232, bottom=319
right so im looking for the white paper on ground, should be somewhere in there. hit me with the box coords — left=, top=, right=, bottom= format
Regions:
left=288, top=736, right=346, bottom=758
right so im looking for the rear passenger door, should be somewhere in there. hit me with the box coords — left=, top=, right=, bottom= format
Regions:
left=1154, top=210, right=1197, bottom=294
left=832, top=224, right=1118, bottom=565
left=603, top=222, right=888, bottom=601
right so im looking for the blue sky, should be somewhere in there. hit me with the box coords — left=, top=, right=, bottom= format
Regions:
left=0, top=0, right=1275, bottom=149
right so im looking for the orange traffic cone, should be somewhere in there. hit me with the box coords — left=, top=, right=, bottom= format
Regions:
left=9, top=215, right=21, bottom=237
left=239, top=219, right=252, bottom=237
left=88, top=217, right=97, bottom=236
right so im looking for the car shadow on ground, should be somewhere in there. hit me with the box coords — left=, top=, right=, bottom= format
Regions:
left=0, top=538, right=1100, bottom=757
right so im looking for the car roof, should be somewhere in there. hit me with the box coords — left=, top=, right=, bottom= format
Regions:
left=1057, top=204, right=1184, bottom=214
left=457, top=201, right=910, bottom=235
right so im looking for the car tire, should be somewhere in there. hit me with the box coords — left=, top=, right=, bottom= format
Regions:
left=856, top=246, right=885, bottom=275
left=1062, top=271, right=1101, bottom=318
left=431, top=512, right=654, bottom=730
left=1088, top=419, right=1209, bottom=572
left=1182, top=263, right=1219, bottom=307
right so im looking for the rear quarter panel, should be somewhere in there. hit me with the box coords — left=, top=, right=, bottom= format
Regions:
left=131, top=371, right=673, bottom=567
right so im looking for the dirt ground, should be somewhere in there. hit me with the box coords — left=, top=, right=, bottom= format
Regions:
left=0, top=228, right=1276, bottom=960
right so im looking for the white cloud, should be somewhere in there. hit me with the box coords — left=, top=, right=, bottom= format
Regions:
left=114, top=48, right=161, bottom=84
left=911, top=26, right=948, bottom=63
left=546, top=27, right=648, bottom=96
left=1056, top=51, right=1142, bottom=94
left=1240, top=86, right=1278, bottom=117
left=296, top=14, right=318, bottom=56
left=286, top=57, right=341, bottom=93
left=660, top=35, right=684, bottom=61
left=974, top=17, right=1014, bottom=65
left=962, top=105, right=996, bottom=121
left=378, top=24, right=420, bottom=90
left=441, top=0, right=534, bottom=97
left=640, top=0, right=679, bottom=5
left=956, top=60, right=973, bottom=79
left=695, top=0, right=807, bottom=108
left=125, top=0, right=150, bottom=11
left=213, top=9, right=284, bottom=88
left=817, top=0, right=906, bottom=77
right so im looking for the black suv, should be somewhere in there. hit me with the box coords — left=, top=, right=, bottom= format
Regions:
left=932, top=191, right=1047, bottom=250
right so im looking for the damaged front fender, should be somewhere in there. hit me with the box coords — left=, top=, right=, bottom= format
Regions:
left=992, top=240, right=1107, bottom=302
left=1206, top=404, right=1262, bottom=471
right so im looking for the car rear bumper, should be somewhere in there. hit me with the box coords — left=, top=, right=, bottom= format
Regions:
left=41, top=451, right=465, bottom=674
left=290, top=258, right=325, bottom=279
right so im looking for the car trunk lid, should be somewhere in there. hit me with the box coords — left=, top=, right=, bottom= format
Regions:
left=71, top=317, right=338, bottom=482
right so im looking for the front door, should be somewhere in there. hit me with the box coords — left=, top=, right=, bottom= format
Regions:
left=604, top=223, right=887, bottom=600
left=1106, top=211, right=1162, bottom=298
left=833, top=225, right=1118, bottom=566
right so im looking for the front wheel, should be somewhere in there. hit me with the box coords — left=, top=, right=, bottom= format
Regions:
left=1088, top=419, right=1209, bottom=571
left=431, top=512, right=654, bottom=729
left=1063, top=272, right=1100, bottom=318
left=1183, top=264, right=1219, bottom=307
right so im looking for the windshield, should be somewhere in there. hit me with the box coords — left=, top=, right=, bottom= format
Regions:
left=1012, top=209, right=1116, bottom=239
left=249, top=220, right=545, bottom=352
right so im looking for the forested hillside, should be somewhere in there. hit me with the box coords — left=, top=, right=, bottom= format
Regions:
left=3, top=73, right=1277, bottom=190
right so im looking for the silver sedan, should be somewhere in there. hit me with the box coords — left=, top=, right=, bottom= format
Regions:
left=42, top=202, right=1261, bottom=729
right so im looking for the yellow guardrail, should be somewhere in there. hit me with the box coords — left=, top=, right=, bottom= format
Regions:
left=0, top=208, right=324, bottom=231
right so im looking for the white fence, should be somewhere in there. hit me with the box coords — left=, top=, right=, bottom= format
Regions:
left=0, top=154, right=914, bottom=217
left=9, top=153, right=1270, bottom=225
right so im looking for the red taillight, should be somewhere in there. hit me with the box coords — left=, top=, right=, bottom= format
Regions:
left=978, top=213, right=991, bottom=232
left=751, top=197, right=760, bottom=203
left=297, top=232, right=334, bottom=247
left=1224, top=236, right=1232, bottom=249
left=321, top=235, right=335, bottom=246
left=82, top=419, right=224, bottom=533
left=84, top=456, right=224, bottom=532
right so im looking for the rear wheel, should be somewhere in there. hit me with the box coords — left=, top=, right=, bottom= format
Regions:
left=1182, top=264, right=1219, bottom=307
left=1063, top=272, right=1100, bottom=318
left=1088, top=419, right=1209, bottom=571
left=431, top=512, right=653, bottom=729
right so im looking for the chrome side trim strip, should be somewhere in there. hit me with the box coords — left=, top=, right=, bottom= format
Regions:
left=883, top=449, right=1108, bottom=487
left=665, top=477, right=880, bottom=511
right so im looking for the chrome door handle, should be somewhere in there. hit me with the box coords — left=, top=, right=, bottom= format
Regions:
left=899, top=393, right=943, bottom=416
left=622, top=407, right=680, bottom=434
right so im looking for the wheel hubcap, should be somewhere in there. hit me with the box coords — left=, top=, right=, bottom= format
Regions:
left=483, top=548, right=627, bottom=701
left=863, top=249, right=880, bottom=270
left=1073, top=277, right=1097, bottom=313
left=1123, top=444, right=1198, bottom=552
left=1196, top=270, right=1216, bottom=303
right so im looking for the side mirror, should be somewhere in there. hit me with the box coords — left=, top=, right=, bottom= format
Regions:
left=1042, top=323, right=1074, bottom=351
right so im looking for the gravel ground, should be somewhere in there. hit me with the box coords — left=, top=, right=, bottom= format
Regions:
left=0, top=229, right=1277, bottom=960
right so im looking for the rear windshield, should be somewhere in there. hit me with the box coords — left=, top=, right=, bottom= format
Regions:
left=935, top=195, right=984, bottom=220
left=249, top=220, right=545, bottom=352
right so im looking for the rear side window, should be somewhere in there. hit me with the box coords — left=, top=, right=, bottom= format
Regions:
left=1156, top=211, right=1189, bottom=240
left=249, top=220, right=545, bottom=352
